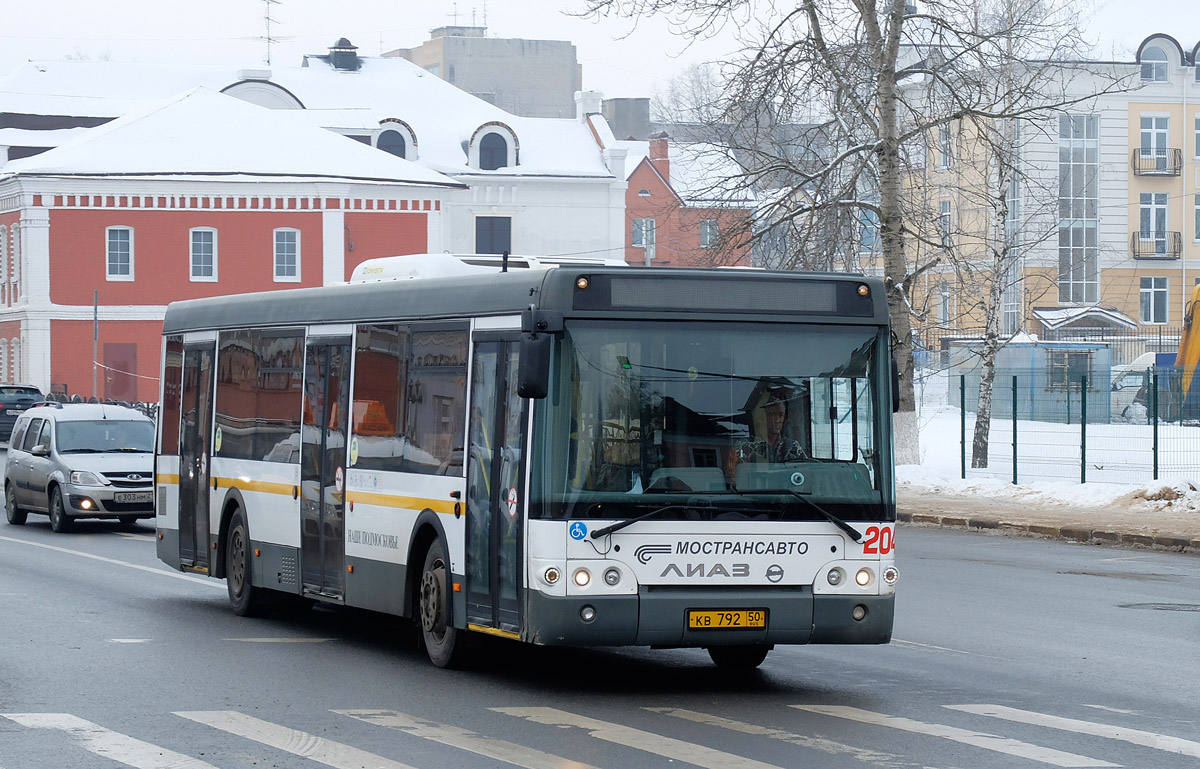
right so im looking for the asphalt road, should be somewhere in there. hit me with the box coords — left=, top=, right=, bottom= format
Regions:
left=1, top=505, right=1197, bottom=769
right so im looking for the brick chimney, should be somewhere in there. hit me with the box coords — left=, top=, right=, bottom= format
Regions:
left=649, top=131, right=670, bottom=181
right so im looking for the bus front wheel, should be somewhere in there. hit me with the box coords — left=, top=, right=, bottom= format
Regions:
left=708, top=645, right=770, bottom=669
left=419, top=539, right=467, bottom=668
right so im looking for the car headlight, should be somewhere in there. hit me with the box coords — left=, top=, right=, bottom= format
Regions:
left=69, top=471, right=107, bottom=486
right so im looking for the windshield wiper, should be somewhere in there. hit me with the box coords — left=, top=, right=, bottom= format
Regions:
left=732, top=486, right=862, bottom=542
left=61, top=448, right=104, bottom=453
left=784, top=490, right=863, bottom=542
left=589, top=505, right=689, bottom=539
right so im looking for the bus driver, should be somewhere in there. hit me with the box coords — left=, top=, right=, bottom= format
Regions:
left=732, top=388, right=807, bottom=465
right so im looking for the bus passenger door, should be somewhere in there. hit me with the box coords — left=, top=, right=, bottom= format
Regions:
left=300, top=338, right=351, bottom=598
left=465, top=339, right=526, bottom=633
left=178, top=343, right=214, bottom=571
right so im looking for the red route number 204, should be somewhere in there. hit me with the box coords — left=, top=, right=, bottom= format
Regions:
left=861, top=525, right=894, bottom=555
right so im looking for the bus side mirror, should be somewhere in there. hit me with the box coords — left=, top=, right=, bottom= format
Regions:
left=517, top=305, right=562, bottom=400
left=518, top=333, right=551, bottom=399
left=891, top=358, right=900, bottom=413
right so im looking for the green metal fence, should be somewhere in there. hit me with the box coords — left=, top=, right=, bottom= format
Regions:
left=953, top=367, right=1200, bottom=484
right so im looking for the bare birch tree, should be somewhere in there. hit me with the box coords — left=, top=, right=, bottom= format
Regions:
left=580, top=0, right=1120, bottom=465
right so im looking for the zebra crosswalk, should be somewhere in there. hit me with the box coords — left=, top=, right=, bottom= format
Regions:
left=3, top=700, right=1198, bottom=769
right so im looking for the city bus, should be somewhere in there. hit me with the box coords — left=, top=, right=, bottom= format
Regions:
left=155, top=254, right=898, bottom=669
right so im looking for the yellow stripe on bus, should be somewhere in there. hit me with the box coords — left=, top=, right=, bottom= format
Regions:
left=156, top=474, right=180, bottom=485
left=348, top=490, right=456, bottom=516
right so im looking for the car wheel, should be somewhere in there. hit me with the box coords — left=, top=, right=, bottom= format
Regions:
left=225, top=508, right=271, bottom=617
left=5, top=483, right=26, bottom=526
left=48, top=487, right=74, bottom=533
left=707, top=644, right=770, bottom=669
left=419, top=538, right=469, bottom=668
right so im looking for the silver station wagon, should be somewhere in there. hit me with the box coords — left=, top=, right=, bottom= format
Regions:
left=4, top=403, right=155, bottom=532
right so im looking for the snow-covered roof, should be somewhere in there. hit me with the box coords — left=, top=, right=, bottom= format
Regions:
left=0, top=56, right=614, bottom=179
left=1, top=87, right=463, bottom=187
left=1032, top=307, right=1138, bottom=331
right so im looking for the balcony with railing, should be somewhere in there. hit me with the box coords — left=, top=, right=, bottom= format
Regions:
left=1130, top=230, right=1183, bottom=259
left=1131, top=148, right=1183, bottom=176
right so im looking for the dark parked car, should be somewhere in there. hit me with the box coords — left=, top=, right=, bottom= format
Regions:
left=0, top=385, right=44, bottom=441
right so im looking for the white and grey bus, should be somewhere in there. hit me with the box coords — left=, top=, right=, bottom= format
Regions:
left=155, top=254, right=898, bottom=669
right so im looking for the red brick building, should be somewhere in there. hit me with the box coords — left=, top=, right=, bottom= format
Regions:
left=621, top=133, right=753, bottom=267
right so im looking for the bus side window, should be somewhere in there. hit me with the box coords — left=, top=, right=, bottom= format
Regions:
left=404, top=327, right=468, bottom=475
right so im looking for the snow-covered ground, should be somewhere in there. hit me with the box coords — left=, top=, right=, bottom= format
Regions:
left=904, top=371, right=1200, bottom=512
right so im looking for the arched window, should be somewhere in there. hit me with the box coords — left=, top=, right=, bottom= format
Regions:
left=1142, top=46, right=1168, bottom=81
left=378, top=129, right=406, bottom=158
left=479, top=133, right=508, bottom=170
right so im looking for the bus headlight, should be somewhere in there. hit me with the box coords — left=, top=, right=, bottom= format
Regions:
left=543, top=567, right=561, bottom=585
left=855, top=568, right=873, bottom=587
left=827, top=568, right=845, bottom=586
left=603, top=567, right=620, bottom=586
left=882, top=566, right=899, bottom=586
left=573, top=568, right=591, bottom=587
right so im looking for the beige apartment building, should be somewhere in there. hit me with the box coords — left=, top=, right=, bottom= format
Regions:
left=889, top=35, right=1200, bottom=365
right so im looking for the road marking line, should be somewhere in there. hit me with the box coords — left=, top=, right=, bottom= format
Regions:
left=493, top=706, right=787, bottom=769
left=175, top=710, right=419, bottom=769
left=0, top=534, right=222, bottom=589
left=108, top=638, right=153, bottom=644
left=891, top=639, right=975, bottom=655
left=948, top=704, right=1200, bottom=758
left=223, top=637, right=337, bottom=643
left=0, top=713, right=219, bottom=769
left=338, top=708, right=599, bottom=769
left=646, top=707, right=908, bottom=767
left=791, top=705, right=1119, bottom=768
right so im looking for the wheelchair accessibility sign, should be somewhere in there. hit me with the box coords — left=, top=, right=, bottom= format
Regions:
left=569, top=521, right=588, bottom=540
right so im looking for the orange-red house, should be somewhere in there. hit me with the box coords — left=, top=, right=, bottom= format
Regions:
left=620, top=133, right=754, bottom=267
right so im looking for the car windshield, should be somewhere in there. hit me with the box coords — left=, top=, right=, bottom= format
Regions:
left=530, top=320, right=891, bottom=522
left=56, top=419, right=155, bottom=453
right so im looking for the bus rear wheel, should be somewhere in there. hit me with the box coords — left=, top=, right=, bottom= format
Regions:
left=226, top=508, right=271, bottom=617
left=419, top=539, right=467, bottom=668
left=708, top=644, right=770, bottom=669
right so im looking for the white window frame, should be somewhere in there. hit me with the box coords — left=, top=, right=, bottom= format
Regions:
left=273, top=228, right=301, bottom=283
left=1140, top=276, right=1169, bottom=325
left=106, top=226, right=134, bottom=281
left=1194, top=194, right=1200, bottom=243
left=700, top=219, right=719, bottom=248
left=1194, top=115, right=1200, bottom=159
left=937, top=124, right=953, bottom=169
left=1141, top=46, right=1168, bottom=82
left=938, top=201, right=952, bottom=246
left=189, top=227, right=218, bottom=282
left=632, top=218, right=655, bottom=248
left=936, top=281, right=952, bottom=328
left=468, top=123, right=519, bottom=170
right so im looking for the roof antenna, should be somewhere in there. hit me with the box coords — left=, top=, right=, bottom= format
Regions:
left=502, top=249, right=509, bottom=273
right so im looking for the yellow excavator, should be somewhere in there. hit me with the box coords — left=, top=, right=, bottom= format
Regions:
left=1175, top=282, right=1200, bottom=415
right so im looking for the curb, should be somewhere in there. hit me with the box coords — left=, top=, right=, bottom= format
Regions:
left=897, top=511, right=1200, bottom=554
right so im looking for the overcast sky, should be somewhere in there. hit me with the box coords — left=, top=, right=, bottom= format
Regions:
left=0, top=1, right=1194, bottom=101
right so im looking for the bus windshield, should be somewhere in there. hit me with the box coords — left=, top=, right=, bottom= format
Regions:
left=532, top=320, right=890, bottom=522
